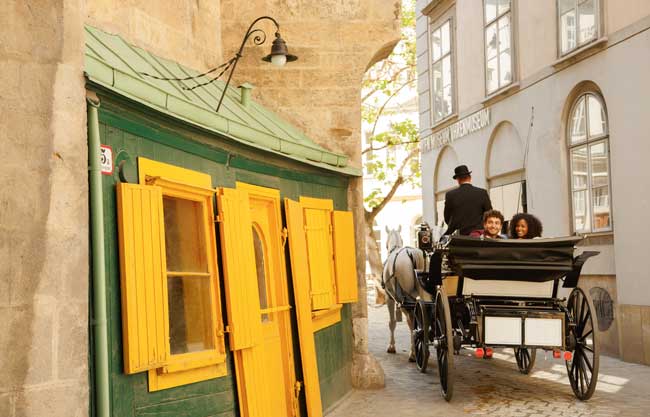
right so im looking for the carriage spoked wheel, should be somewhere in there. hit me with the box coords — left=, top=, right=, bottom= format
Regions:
left=566, top=287, right=600, bottom=400
left=514, top=347, right=536, bottom=374
left=433, top=286, right=454, bottom=401
left=414, top=299, right=430, bottom=373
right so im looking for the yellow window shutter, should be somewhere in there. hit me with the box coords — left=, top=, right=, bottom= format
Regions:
left=284, top=199, right=323, bottom=417
left=303, top=207, right=335, bottom=310
left=217, top=187, right=262, bottom=350
left=332, top=211, right=359, bottom=303
left=116, top=182, right=169, bottom=374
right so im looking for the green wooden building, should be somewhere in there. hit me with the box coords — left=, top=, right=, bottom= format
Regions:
left=85, top=25, right=360, bottom=417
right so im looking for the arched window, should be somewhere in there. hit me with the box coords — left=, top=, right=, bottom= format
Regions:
left=568, top=92, right=611, bottom=233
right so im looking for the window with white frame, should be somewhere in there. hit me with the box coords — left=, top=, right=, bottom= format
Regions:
left=558, top=0, right=598, bottom=56
left=568, top=92, right=611, bottom=233
left=431, top=19, right=454, bottom=123
left=484, top=0, right=513, bottom=95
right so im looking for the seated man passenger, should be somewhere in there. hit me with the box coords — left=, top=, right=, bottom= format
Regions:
left=509, top=213, right=543, bottom=239
left=469, top=210, right=507, bottom=239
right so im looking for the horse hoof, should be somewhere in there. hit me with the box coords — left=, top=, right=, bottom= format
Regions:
left=387, top=346, right=396, bottom=354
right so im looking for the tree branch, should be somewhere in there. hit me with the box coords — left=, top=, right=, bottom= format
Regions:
left=366, top=147, right=419, bottom=222
left=362, top=139, right=420, bottom=154
left=367, top=78, right=416, bottom=139
left=361, top=66, right=412, bottom=102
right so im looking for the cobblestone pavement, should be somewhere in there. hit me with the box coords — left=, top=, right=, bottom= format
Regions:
left=327, top=302, right=650, bottom=417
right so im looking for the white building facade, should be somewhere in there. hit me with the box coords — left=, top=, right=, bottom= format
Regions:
left=416, top=0, right=650, bottom=363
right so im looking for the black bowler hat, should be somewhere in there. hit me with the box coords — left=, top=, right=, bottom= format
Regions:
left=453, top=165, right=472, bottom=179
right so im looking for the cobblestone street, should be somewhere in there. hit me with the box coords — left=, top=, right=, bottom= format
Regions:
left=327, top=297, right=650, bottom=417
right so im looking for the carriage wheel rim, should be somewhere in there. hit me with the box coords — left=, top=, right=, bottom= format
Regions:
left=414, top=302, right=429, bottom=371
left=565, top=287, right=599, bottom=400
left=434, top=289, right=452, bottom=398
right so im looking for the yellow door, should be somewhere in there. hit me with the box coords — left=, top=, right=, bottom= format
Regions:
left=228, top=183, right=299, bottom=417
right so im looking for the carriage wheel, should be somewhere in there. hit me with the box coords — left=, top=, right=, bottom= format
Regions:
left=434, top=286, right=454, bottom=401
left=414, top=300, right=430, bottom=373
left=566, top=287, right=600, bottom=400
left=514, top=347, right=536, bottom=374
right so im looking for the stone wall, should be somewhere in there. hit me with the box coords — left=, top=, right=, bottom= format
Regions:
left=0, top=1, right=88, bottom=416
left=220, top=0, right=401, bottom=387
left=86, top=0, right=223, bottom=72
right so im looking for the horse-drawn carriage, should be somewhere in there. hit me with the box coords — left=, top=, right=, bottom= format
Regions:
left=383, top=224, right=600, bottom=402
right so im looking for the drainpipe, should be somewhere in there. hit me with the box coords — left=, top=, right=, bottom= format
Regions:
left=87, top=93, right=110, bottom=417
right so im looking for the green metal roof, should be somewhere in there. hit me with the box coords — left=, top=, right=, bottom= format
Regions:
left=84, top=25, right=360, bottom=176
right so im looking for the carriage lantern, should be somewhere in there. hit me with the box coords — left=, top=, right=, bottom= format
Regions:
left=417, top=222, right=433, bottom=251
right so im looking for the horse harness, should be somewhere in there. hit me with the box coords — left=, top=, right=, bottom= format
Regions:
left=382, top=247, right=419, bottom=306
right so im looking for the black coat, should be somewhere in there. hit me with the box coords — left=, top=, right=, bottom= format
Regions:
left=443, top=183, right=492, bottom=235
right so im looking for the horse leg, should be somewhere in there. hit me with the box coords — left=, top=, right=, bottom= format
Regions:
left=387, top=297, right=396, bottom=354
left=405, top=309, right=416, bottom=362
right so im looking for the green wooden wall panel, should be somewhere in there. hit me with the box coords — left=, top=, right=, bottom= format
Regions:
left=96, top=102, right=352, bottom=417
left=314, top=305, right=353, bottom=411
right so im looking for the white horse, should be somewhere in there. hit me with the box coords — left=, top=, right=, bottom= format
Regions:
left=382, top=226, right=431, bottom=361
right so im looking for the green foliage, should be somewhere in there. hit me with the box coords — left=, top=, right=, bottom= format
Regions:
left=362, top=0, right=419, bottom=211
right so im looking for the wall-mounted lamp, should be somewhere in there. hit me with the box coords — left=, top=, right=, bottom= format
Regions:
left=141, top=16, right=297, bottom=113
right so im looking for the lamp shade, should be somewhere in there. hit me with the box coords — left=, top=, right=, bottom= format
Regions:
left=262, top=33, right=298, bottom=65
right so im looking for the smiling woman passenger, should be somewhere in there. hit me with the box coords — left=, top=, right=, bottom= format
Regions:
left=509, top=213, right=543, bottom=239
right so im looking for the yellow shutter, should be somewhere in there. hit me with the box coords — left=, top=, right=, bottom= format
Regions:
left=285, top=199, right=323, bottom=417
left=332, top=211, right=359, bottom=303
left=217, top=187, right=262, bottom=350
left=116, top=182, right=169, bottom=374
left=302, top=205, right=335, bottom=311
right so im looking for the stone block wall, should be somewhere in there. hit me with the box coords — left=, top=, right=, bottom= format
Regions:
left=0, top=1, right=89, bottom=416
left=86, top=0, right=223, bottom=72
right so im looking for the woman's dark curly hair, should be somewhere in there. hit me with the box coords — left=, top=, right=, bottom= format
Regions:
left=509, top=213, right=543, bottom=239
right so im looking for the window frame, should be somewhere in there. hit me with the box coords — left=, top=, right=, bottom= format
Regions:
left=147, top=176, right=227, bottom=373
left=131, top=158, right=227, bottom=391
left=428, top=15, right=456, bottom=126
left=557, top=0, right=601, bottom=57
left=567, top=92, right=612, bottom=234
left=483, top=0, right=516, bottom=96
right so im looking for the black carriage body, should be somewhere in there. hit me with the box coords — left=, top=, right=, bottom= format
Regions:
left=432, top=236, right=596, bottom=350
left=416, top=235, right=601, bottom=401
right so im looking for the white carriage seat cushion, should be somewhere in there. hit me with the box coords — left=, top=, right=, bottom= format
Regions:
left=462, top=278, right=554, bottom=298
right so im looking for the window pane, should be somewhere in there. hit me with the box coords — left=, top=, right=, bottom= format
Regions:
left=442, top=55, right=452, bottom=88
left=168, top=276, right=214, bottom=354
left=487, top=57, right=498, bottom=93
left=498, top=0, right=511, bottom=16
left=163, top=197, right=207, bottom=272
left=498, top=15, right=511, bottom=51
left=485, top=0, right=498, bottom=22
left=499, top=49, right=512, bottom=86
left=441, top=21, right=451, bottom=55
left=436, top=198, right=445, bottom=227
left=442, top=56, right=452, bottom=117
left=560, top=10, right=577, bottom=54
left=559, top=0, right=575, bottom=14
left=571, top=145, right=588, bottom=190
left=490, top=182, right=524, bottom=223
left=590, top=141, right=609, bottom=187
left=442, top=85, right=452, bottom=118
left=573, top=190, right=591, bottom=232
left=432, top=60, right=443, bottom=121
left=578, top=0, right=596, bottom=44
left=587, top=95, right=606, bottom=137
left=432, top=28, right=442, bottom=61
left=486, top=22, right=498, bottom=60
left=252, top=228, right=269, bottom=322
left=570, top=96, right=586, bottom=144
left=592, top=186, right=610, bottom=229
